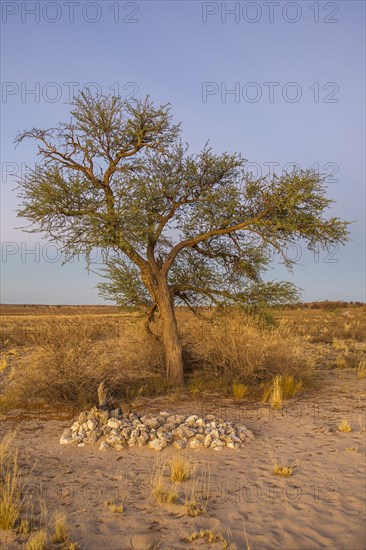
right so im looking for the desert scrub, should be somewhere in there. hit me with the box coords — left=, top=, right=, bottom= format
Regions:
left=187, top=309, right=315, bottom=391
left=2, top=317, right=164, bottom=407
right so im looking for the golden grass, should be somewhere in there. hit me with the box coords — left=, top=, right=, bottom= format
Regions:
left=151, top=480, right=178, bottom=505
left=273, top=464, right=296, bottom=477
left=52, top=512, right=68, bottom=543
left=0, top=456, right=21, bottom=530
left=26, top=530, right=47, bottom=550
left=262, top=374, right=304, bottom=409
left=232, top=383, right=248, bottom=400
left=105, top=500, right=124, bottom=513
left=337, top=419, right=352, bottom=432
left=169, top=455, right=192, bottom=483
left=0, top=432, right=22, bottom=532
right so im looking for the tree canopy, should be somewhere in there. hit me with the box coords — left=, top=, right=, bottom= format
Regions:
left=16, top=92, right=350, bottom=383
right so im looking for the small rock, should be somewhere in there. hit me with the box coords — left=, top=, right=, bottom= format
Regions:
left=173, top=438, right=187, bottom=449
left=211, top=439, right=225, bottom=449
left=107, top=418, right=121, bottom=429
left=190, top=438, right=203, bottom=449
left=186, top=415, right=199, bottom=424
left=204, top=434, right=212, bottom=448
left=148, top=439, right=167, bottom=451
left=87, top=419, right=97, bottom=431
left=78, top=412, right=88, bottom=424
left=99, top=441, right=110, bottom=451
left=60, top=434, right=72, bottom=445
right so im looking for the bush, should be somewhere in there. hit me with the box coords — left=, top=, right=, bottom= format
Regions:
left=186, top=310, right=315, bottom=389
left=3, top=318, right=164, bottom=407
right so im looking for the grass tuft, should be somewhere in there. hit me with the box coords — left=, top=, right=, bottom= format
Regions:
left=338, top=419, right=352, bottom=432
left=169, top=455, right=192, bottom=483
left=52, top=512, right=68, bottom=544
left=273, top=463, right=296, bottom=477
left=26, top=530, right=47, bottom=550
left=232, top=383, right=247, bottom=400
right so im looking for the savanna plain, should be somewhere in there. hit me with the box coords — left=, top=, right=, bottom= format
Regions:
left=0, top=303, right=365, bottom=550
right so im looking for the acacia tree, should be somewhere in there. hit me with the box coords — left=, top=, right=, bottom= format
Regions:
left=16, top=93, right=349, bottom=385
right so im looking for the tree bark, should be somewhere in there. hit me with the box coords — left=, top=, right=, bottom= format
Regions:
left=155, top=279, right=184, bottom=385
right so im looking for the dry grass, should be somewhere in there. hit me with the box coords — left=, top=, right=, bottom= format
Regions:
left=150, top=458, right=179, bottom=505
left=1, top=316, right=164, bottom=407
left=26, top=530, right=47, bottom=550
left=357, top=358, right=366, bottom=379
left=0, top=453, right=21, bottom=530
left=0, top=431, right=16, bottom=466
left=105, top=500, right=124, bottom=513
left=52, top=511, right=69, bottom=543
left=262, top=374, right=303, bottom=409
left=273, top=464, right=296, bottom=477
left=0, top=432, right=22, bottom=531
left=337, top=419, right=352, bottom=432
left=151, top=480, right=178, bottom=505
left=232, top=383, right=248, bottom=400
left=1, top=304, right=364, bottom=409
left=169, top=455, right=192, bottom=483
left=185, top=466, right=210, bottom=517
left=186, top=310, right=315, bottom=393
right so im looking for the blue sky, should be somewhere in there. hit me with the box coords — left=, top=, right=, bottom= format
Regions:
left=1, top=0, right=365, bottom=304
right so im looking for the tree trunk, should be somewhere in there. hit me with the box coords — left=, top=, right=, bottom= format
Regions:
left=155, top=280, right=184, bottom=386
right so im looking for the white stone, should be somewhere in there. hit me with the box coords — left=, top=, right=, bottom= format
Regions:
left=148, top=438, right=167, bottom=451
left=107, top=418, right=121, bottom=429
left=189, top=438, right=203, bottom=449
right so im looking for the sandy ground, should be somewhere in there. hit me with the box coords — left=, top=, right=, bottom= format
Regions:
left=1, top=369, right=365, bottom=550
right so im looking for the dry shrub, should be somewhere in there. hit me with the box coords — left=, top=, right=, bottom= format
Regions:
left=186, top=310, right=314, bottom=389
left=3, top=318, right=164, bottom=407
